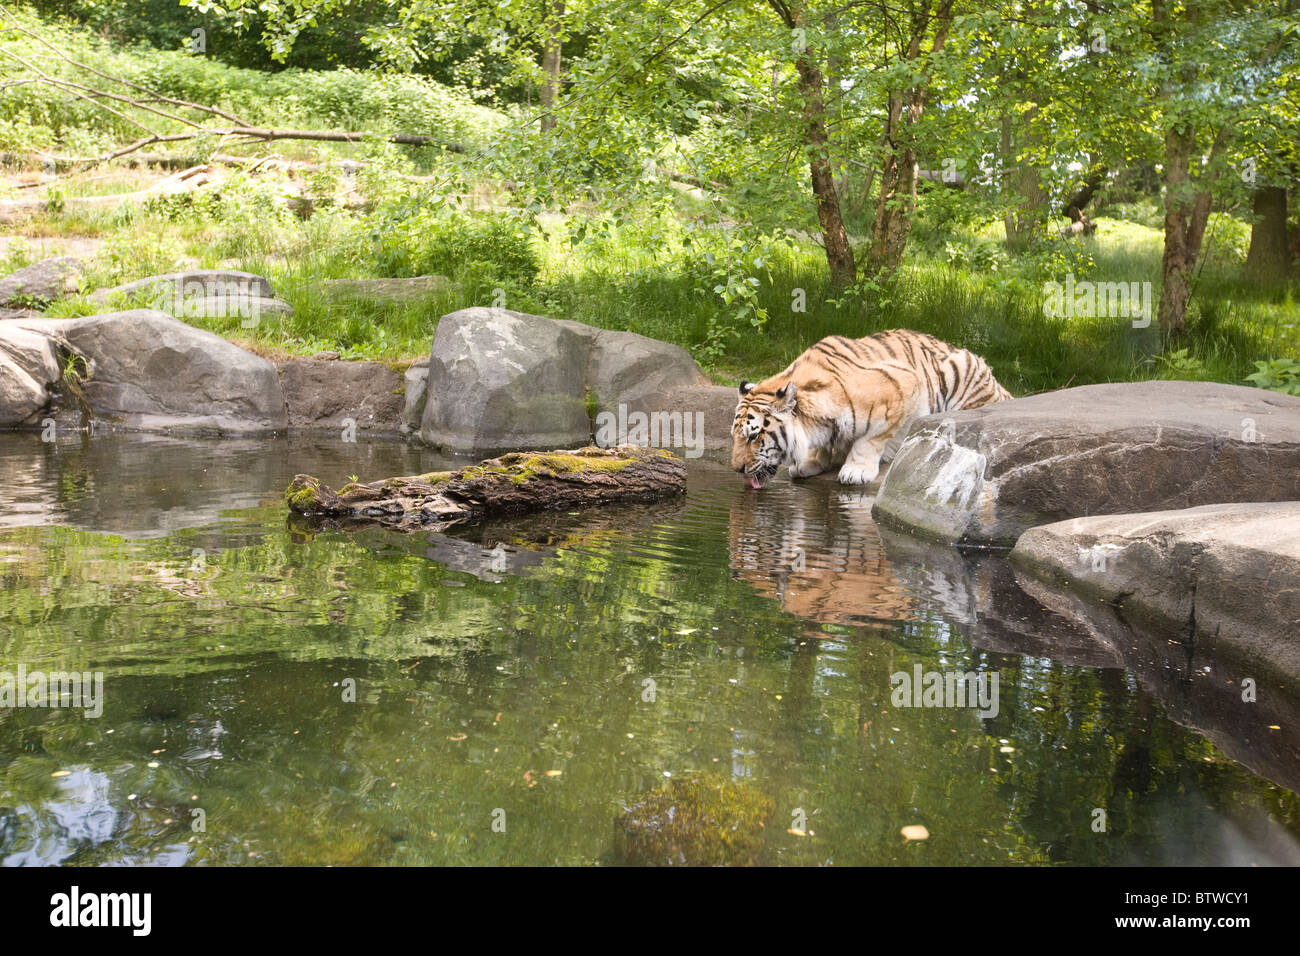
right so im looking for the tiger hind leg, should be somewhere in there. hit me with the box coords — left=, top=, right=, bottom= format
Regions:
left=837, top=433, right=891, bottom=486
left=789, top=447, right=833, bottom=478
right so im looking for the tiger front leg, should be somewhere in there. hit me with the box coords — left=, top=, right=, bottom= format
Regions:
left=837, top=434, right=891, bottom=485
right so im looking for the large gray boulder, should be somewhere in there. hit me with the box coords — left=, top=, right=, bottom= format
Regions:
left=0, top=255, right=84, bottom=307
left=872, top=381, right=1300, bottom=546
left=418, top=307, right=713, bottom=453
left=16, top=310, right=286, bottom=435
left=1010, top=502, right=1300, bottom=682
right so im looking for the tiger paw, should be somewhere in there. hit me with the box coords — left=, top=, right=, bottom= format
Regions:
left=837, top=461, right=879, bottom=485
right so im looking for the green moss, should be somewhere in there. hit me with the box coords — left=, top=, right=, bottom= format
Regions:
left=615, top=772, right=775, bottom=866
left=285, top=481, right=320, bottom=510
left=414, top=452, right=644, bottom=488
left=501, top=451, right=641, bottom=484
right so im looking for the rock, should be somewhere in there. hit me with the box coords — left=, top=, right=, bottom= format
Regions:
left=0, top=255, right=84, bottom=307
left=418, top=308, right=712, bottom=455
left=0, top=322, right=64, bottom=426
left=614, top=773, right=775, bottom=866
left=87, top=270, right=292, bottom=321
left=1009, top=543, right=1300, bottom=795
left=16, top=310, right=286, bottom=435
left=286, top=445, right=687, bottom=531
left=0, top=350, right=52, bottom=426
left=319, top=276, right=456, bottom=302
left=418, top=307, right=715, bottom=454
left=0, top=307, right=42, bottom=321
left=586, top=327, right=710, bottom=409
left=872, top=381, right=1300, bottom=546
left=0, top=323, right=62, bottom=385
left=420, top=308, right=594, bottom=450
left=401, top=359, right=428, bottom=436
left=275, top=358, right=405, bottom=435
left=310, top=350, right=340, bottom=361
left=1010, top=502, right=1300, bottom=682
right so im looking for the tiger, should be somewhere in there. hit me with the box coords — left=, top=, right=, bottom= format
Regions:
left=731, top=329, right=1013, bottom=489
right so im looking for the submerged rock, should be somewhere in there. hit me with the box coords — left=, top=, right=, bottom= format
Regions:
left=614, top=773, right=776, bottom=866
left=872, top=381, right=1300, bottom=546
left=285, top=445, right=687, bottom=531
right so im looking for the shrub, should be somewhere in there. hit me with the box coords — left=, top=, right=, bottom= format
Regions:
left=368, top=197, right=541, bottom=287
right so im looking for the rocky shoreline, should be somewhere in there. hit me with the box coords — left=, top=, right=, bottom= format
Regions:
left=2, top=256, right=1298, bottom=684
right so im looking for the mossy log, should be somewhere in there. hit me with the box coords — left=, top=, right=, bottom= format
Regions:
left=285, top=445, right=686, bottom=531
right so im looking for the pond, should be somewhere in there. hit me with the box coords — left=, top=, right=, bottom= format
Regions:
left=1, top=432, right=1297, bottom=865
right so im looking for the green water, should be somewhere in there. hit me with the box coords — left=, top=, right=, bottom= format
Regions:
left=1, top=433, right=1297, bottom=865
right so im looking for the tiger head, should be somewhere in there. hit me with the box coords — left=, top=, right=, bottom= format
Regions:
left=732, top=380, right=798, bottom=489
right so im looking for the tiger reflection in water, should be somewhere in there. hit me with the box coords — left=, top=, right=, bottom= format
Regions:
left=727, top=483, right=916, bottom=629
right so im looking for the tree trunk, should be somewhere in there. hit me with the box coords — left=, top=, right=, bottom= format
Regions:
left=1001, top=112, right=1017, bottom=244
left=1244, top=185, right=1291, bottom=280
left=1061, top=163, right=1107, bottom=219
left=794, top=54, right=856, bottom=288
left=1158, top=126, right=1223, bottom=336
left=539, top=2, right=564, bottom=132
left=1001, top=105, right=1047, bottom=247
left=868, top=90, right=920, bottom=276
left=864, top=0, right=953, bottom=277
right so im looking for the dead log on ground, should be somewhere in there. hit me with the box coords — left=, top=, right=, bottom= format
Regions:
left=1059, top=204, right=1097, bottom=238
left=0, top=164, right=220, bottom=221
left=286, top=446, right=687, bottom=531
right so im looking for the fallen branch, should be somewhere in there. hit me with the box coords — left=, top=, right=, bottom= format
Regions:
left=285, top=446, right=687, bottom=531
left=57, top=127, right=464, bottom=169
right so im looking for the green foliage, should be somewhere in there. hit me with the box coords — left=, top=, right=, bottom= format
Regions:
left=1244, top=358, right=1300, bottom=395
left=688, top=233, right=774, bottom=364
left=1155, top=347, right=1208, bottom=378
left=367, top=194, right=541, bottom=288
left=0, top=9, right=507, bottom=156
left=943, top=237, right=1009, bottom=273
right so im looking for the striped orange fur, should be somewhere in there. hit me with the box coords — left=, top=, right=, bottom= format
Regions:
left=731, top=329, right=1013, bottom=488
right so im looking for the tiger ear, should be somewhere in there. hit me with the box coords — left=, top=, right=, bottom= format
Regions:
left=775, top=382, right=797, bottom=409
left=738, top=381, right=755, bottom=396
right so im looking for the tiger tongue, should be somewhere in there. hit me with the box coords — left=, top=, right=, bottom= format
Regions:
left=748, top=477, right=764, bottom=490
